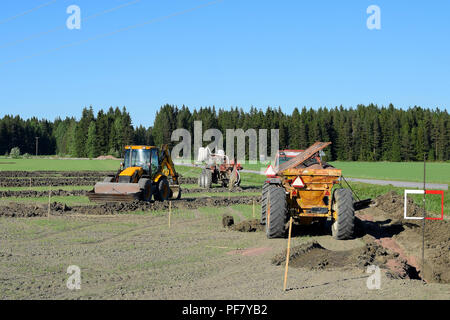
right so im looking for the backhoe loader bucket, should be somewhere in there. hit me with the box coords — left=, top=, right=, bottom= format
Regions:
left=87, top=182, right=142, bottom=202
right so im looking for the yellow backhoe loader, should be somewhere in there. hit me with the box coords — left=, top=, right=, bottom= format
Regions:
left=87, top=144, right=181, bottom=202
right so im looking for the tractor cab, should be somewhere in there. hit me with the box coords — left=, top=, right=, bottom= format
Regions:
left=123, top=146, right=159, bottom=177
left=274, top=149, right=304, bottom=171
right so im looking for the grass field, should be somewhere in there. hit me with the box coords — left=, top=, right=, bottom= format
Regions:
left=0, top=158, right=120, bottom=171
left=0, top=158, right=447, bottom=216
left=243, top=161, right=450, bottom=184
left=1, top=158, right=449, bottom=185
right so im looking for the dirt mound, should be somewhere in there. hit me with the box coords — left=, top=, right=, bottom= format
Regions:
left=184, top=187, right=261, bottom=194
left=402, top=219, right=450, bottom=283
left=357, top=190, right=450, bottom=284
left=374, top=191, right=423, bottom=219
left=272, top=241, right=325, bottom=266
left=0, top=202, right=71, bottom=217
left=0, top=177, right=100, bottom=188
left=221, top=213, right=264, bottom=232
left=96, top=155, right=119, bottom=160
left=222, top=214, right=234, bottom=227
left=232, top=219, right=264, bottom=232
left=271, top=241, right=421, bottom=280
left=0, top=189, right=86, bottom=198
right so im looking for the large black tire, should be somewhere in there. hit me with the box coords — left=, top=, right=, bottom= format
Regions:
left=138, top=178, right=152, bottom=202
left=154, top=177, right=170, bottom=202
left=331, top=188, right=355, bottom=240
left=260, top=182, right=270, bottom=225
left=265, top=184, right=288, bottom=239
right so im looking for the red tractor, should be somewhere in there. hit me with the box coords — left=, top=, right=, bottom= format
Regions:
left=197, top=147, right=243, bottom=189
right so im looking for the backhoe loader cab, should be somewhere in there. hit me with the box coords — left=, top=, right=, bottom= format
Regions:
left=88, top=145, right=181, bottom=202
left=120, top=146, right=159, bottom=181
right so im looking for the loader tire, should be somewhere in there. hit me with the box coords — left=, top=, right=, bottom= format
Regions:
left=265, top=184, right=288, bottom=239
left=138, top=178, right=152, bottom=202
left=331, top=188, right=355, bottom=240
left=260, top=182, right=270, bottom=225
left=155, top=177, right=170, bottom=202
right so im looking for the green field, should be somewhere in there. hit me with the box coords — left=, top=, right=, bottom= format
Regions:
left=243, top=161, right=450, bottom=185
left=1, top=158, right=449, bottom=185
left=0, top=158, right=121, bottom=171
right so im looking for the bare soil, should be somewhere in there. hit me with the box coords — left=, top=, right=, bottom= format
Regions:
left=0, top=171, right=448, bottom=299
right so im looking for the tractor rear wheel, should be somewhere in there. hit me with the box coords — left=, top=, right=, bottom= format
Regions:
left=331, top=188, right=355, bottom=240
left=155, top=177, right=170, bottom=202
left=265, top=184, right=288, bottom=239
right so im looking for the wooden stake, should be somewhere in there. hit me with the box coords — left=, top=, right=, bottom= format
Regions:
left=169, top=201, right=172, bottom=228
left=29, top=178, right=32, bottom=188
left=47, top=186, right=51, bottom=218
left=252, top=199, right=255, bottom=218
left=283, top=216, right=293, bottom=291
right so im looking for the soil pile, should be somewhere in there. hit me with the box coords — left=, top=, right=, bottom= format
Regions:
left=232, top=219, right=264, bottom=232
left=0, top=189, right=86, bottom=198
left=374, top=191, right=423, bottom=219
left=271, top=241, right=421, bottom=280
left=222, top=214, right=234, bottom=227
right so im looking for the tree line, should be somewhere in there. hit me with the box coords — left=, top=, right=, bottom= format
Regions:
left=0, top=104, right=448, bottom=161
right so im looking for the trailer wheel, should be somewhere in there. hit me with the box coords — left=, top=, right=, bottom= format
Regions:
left=331, top=188, right=355, bottom=240
left=260, top=182, right=270, bottom=225
left=138, top=178, right=152, bottom=202
left=155, top=177, right=170, bottom=202
left=265, top=184, right=288, bottom=238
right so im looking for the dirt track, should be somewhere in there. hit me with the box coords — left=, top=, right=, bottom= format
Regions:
left=0, top=171, right=197, bottom=187
left=1, top=204, right=448, bottom=299
left=0, top=196, right=261, bottom=217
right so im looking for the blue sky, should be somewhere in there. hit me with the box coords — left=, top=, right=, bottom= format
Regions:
left=0, top=0, right=449, bottom=127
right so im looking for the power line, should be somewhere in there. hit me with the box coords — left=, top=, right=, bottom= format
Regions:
left=0, top=0, right=223, bottom=67
left=0, top=0, right=58, bottom=25
left=0, top=0, right=143, bottom=49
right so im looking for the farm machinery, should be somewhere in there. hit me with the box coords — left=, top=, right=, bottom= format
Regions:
left=261, top=142, right=371, bottom=240
left=197, top=147, right=242, bottom=189
left=87, top=145, right=181, bottom=202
